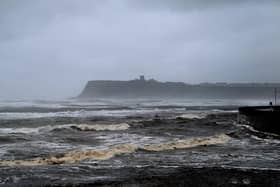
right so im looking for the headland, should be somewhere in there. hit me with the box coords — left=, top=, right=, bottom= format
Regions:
left=78, top=76, right=280, bottom=99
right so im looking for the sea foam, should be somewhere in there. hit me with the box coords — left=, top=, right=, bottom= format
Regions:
left=70, top=123, right=130, bottom=131
left=0, top=134, right=230, bottom=166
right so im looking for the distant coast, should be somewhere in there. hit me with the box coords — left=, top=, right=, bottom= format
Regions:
left=78, top=76, right=280, bottom=99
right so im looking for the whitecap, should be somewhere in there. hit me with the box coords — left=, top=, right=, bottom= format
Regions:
left=0, top=126, right=54, bottom=134
left=176, top=113, right=206, bottom=119
left=0, top=134, right=230, bottom=166
left=70, top=123, right=130, bottom=131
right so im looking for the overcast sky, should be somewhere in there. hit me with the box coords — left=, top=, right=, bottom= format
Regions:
left=0, top=0, right=279, bottom=99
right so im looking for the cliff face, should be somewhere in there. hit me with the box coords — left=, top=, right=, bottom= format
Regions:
left=78, top=79, right=280, bottom=99
left=79, top=80, right=186, bottom=98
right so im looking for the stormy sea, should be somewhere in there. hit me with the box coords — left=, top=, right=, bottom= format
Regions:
left=0, top=99, right=279, bottom=187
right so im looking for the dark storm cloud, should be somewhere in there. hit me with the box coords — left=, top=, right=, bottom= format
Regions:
left=0, top=0, right=279, bottom=99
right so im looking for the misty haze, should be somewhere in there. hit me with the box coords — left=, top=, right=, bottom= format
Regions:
left=0, top=0, right=280, bottom=99
left=0, top=1, right=280, bottom=186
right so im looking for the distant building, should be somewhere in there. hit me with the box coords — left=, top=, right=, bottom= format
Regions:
left=140, top=75, right=145, bottom=81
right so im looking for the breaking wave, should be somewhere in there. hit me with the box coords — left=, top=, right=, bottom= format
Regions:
left=176, top=114, right=206, bottom=119
left=232, top=123, right=280, bottom=141
left=0, top=123, right=130, bottom=135
left=142, top=134, right=230, bottom=151
left=0, top=134, right=230, bottom=166
left=69, top=123, right=130, bottom=131
left=0, top=126, right=54, bottom=134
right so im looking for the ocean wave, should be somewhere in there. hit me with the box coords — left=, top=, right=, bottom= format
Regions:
left=0, top=99, right=117, bottom=109
left=211, top=109, right=238, bottom=113
left=176, top=114, right=206, bottom=119
left=0, top=106, right=134, bottom=114
left=232, top=124, right=280, bottom=141
left=0, top=123, right=130, bottom=135
left=0, top=134, right=230, bottom=166
left=176, top=109, right=238, bottom=120
left=0, top=126, right=54, bottom=134
left=69, top=123, right=130, bottom=131
left=0, top=109, right=162, bottom=120
left=142, top=134, right=231, bottom=151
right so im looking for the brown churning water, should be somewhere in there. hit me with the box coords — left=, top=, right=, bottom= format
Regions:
left=0, top=134, right=230, bottom=166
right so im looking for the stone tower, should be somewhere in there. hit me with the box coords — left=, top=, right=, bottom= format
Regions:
left=140, top=75, right=145, bottom=81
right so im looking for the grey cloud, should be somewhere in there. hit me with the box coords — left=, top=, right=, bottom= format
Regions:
left=129, top=0, right=280, bottom=11
left=0, top=0, right=279, bottom=99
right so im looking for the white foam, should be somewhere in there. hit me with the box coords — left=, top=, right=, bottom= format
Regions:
left=0, top=108, right=162, bottom=120
left=0, top=134, right=230, bottom=166
left=211, top=109, right=238, bottom=113
left=70, top=123, right=130, bottom=131
left=0, top=126, right=54, bottom=134
left=176, top=113, right=206, bottom=119
left=0, top=128, right=39, bottom=134
left=142, top=134, right=231, bottom=151
left=32, top=141, right=74, bottom=150
left=0, top=123, right=131, bottom=135
left=94, top=133, right=165, bottom=149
